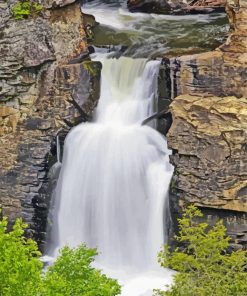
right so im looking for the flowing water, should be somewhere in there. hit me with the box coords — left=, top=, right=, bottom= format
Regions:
left=82, top=0, right=228, bottom=57
left=48, top=56, right=174, bottom=294
left=47, top=2, right=229, bottom=295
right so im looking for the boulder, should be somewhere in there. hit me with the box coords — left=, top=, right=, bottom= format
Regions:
left=127, top=0, right=226, bottom=14
left=127, top=0, right=173, bottom=14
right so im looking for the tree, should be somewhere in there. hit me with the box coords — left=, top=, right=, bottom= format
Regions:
left=43, top=245, right=121, bottom=296
left=0, top=216, right=43, bottom=296
left=155, top=205, right=247, bottom=296
left=0, top=214, right=121, bottom=296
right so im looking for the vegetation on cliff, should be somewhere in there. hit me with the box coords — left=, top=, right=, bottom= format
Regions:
left=0, top=214, right=121, bottom=296
left=156, top=205, right=247, bottom=296
left=11, top=0, right=43, bottom=20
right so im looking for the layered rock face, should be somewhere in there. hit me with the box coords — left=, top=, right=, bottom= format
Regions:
left=167, top=0, right=247, bottom=248
left=0, top=0, right=100, bottom=248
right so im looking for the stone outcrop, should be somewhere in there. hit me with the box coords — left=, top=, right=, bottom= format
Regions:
left=166, top=0, right=247, bottom=248
left=127, top=0, right=172, bottom=13
left=0, top=0, right=101, bottom=248
left=168, top=95, right=247, bottom=205
left=127, top=0, right=226, bottom=14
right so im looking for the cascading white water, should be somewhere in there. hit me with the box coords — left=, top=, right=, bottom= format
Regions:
left=49, top=56, right=174, bottom=295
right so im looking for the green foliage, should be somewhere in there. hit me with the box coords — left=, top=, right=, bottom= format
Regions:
left=43, top=245, right=121, bottom=296
left=12, top=1, right=43, bottom=20
left=155, top=205, right=247, bottom=296
left=0, top=216, right=43, bottom=296
left=0, top=214, right=121, bottom=296
left=83, top=61, right=100, bottom=77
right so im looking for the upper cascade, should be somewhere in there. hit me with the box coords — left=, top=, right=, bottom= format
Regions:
left=94, top=56, right=160, bottom=124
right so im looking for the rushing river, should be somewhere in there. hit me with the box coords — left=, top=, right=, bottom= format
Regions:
left=47, top=2, right=229, bottom=295
left=82, top=0, right=228, bottom=57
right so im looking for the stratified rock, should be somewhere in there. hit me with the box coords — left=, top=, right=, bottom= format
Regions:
left=168, top=95, right=247, bottom=209
left=167, top=94, right=247, bottom=248
left=166, top=0, right=247, bottom=249
left=0, top=0, right=100, bottom=248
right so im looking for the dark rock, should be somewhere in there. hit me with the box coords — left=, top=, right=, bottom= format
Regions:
left=127, top=0, right=172, bottom=14
left=127, top=0, right=226, bottom=14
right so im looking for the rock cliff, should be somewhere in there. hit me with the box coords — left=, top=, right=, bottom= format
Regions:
left=167, top=0, right=247, bottom=249
left=0, top=0, right=101, bottom=248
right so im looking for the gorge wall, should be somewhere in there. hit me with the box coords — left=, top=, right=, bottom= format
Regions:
left=166, top=0, right=247, bottom=249
left=0, top=0, right=101, bottom=248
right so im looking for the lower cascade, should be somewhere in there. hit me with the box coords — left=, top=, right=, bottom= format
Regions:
left=48, top=56, right=174, bottom=295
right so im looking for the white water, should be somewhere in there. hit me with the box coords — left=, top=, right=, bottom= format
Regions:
left=82, top=0, right=228, bottom=57
left=82, top=0, right=225, bottom=30
left=48, top=56, right=175, bottom=295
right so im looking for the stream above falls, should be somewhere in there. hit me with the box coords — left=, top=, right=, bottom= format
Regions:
left=82, top=0, right=229, bottom=58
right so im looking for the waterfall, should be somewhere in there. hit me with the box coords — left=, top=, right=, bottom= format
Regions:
left=48, top=56, right=174, bottom=295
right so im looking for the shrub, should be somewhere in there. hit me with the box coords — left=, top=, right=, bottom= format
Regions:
left=155, top=205, right=247, bottom=296
left=0, top=214, right=121, bottom=296
left=0, top=216, right=43, bottom=296
left=12, top=1, right=43, bottom=20
left=43, top=245, right=121, bottom=296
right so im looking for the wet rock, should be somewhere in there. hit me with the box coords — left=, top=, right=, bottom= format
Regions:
left=55, top=61, right=101, bottom=118
left=127, top=0, right=226, bottom=14
left=41, top=0, right=78, bottom=8
left=127, top=0, right=172, bottom=14
left=157, top=59, right=173, bottom=134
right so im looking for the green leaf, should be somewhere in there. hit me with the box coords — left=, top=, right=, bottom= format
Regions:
left=156, top=205, right=247, bottom=296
